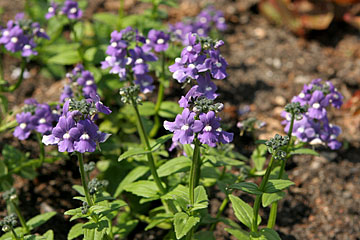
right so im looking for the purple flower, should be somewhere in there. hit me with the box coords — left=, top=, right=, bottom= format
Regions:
left=198, top=111, right=220, bottom=147
left=134, top=74, right=155, bottom=94
left=282, top=79, right=343, bottom=150
left=144, top=30, right=170, bottom=52
left=14, top=112, right=35, bottom=140
left=73, top=119, right=98, bottom=153
left=60, top=85, right=73, bottom=103
left=46, top=2, right=59, bottom=19
left=201, top=50, right=227, bottom=79
left=77, top=70, right=97, bottom=97
left=164, top=108, right=203, bottom=144
left=90, top=93, right=111, bottom=115
left=34, top=104, right=58, bottom=134
left=51, top=115, right=78, bottom=152
left=61, top=0, right=82, bottom=19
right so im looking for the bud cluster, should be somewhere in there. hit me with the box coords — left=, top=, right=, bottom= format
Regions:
left=2, top=188, right=17, bottom=201
left=88, top=178, right=109, bottom=195
left=81, top=201, right=89, bottom=215
left=193, top=96, right=223, bottom=114
left=265, top=134, right=289, bottom=160
left=119, top=85, right=142, bottom=104
left=84, top=162, right=96, bottom=173
left=0, top=214, right=17, bottom=233
left=284, top=102, right=308, bottom=120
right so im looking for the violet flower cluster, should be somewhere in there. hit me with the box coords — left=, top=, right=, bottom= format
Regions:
left=0, top=13, right=49, bottom=57
left=14, top=99, right=59, bottom=140
left=169, top=6, right=226, bottom=45
left=60, top=64, right=98, bottom=102
left=282, top=79, right=344, bottom=150
left=42, top=98, right=111, bottom=153
left=46, top=0, right=82, bottom=20
left=102, top=27, right=166, bottom=93
left=164, top=34, right=233, bottom=147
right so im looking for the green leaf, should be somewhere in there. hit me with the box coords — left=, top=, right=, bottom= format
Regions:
left=250, top=228, right=281, bottom=240
left=118, top=148, right=150, bottom=162
left=68, top=223, right=83, bottom=240
left=262, top=191, right=285, bottom=207
left=42, top=43, right=80, bottom=54
left=264, top=179, right=294, bottom=193
left=151, top=134, right=173, bottom=151
left=224, top=228, right=250, bottom=239
left=123, top=180, right=160, bottom=198
left=251, top=144, right=267, bottom=171
left=26, top=212, right=56, bottom=230
left=145, top=213, right=173, bottom=231
left=174, top=212, right=200, bottom=239
left=72, top=185, right=85, bottom=196
left=43, top=229, right=54, bottom=240
left=290, top=148, right=319, bottom=156
left=138, top=101, right=156, bottom=116
left=159, top=101, right=182, bottom=118
left=193, top=186, right=209, bottom=211
left=194, top=231, right=216, bottom=240
left=0, top=160, right=8, bottom=177
left=155, top=156, right=191, bottom=178
left=47, top=51, right=81, bottom=65
left=229, top=182, right=263, bottom=195
left=229, top=195, right=261, bottom=229
left=93, top=12, right=118, bottom=27
left=114, top=166, right=149, bottom=197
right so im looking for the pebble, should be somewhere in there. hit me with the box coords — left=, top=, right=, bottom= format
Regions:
left=253, top=27, right=266, bottom=39
left=274, top=95, right=286, bottom=105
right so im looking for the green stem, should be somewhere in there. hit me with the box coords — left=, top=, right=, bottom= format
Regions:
left=36, top=132, right=45, bottom=167
left=189, top=139, right=201, bottom=206
left=210, top=197, right=229, bottom=231
left=77, top=153, right=93, bottom=206
left=186, top=139, right=201, bottom=240
left=251, top=155, right=275, bottom=233
left=10, top=200, right=29, bottom=234
left=118, top=0, right=124, bottom=28
left=10, top=226, right=20, bottom=240
left=149, top=52, right=166, bottom=138
left=7, top=58, right=26, bottom=93
left=131, top=98, right=177, bottom=213
left=267, top=112, right=296, bottom=229
left=69, top=21, right=84, bottom=63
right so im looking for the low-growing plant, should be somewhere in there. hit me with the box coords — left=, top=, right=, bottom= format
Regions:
left=0, top=1, right=345, bottom=240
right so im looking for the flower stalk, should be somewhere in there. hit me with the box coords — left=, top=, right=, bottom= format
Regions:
left=36, top=132, right=45, bottom=167
left=10, top=199, right=29, bottom=234
left=267, top=110, right=296, bottom=228
left=77, top=153, right=93, bottom=206
left=251, top=155, right=276, bottom=233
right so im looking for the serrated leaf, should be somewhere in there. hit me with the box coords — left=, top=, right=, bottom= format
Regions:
left=138, top=101, right=156, bottom=116
left=150, top=134, right=173, bottom=151
left=68, top=223, right=83, bottom=240
left=290, top=148, right=319, bottom=156
left=123, top=180, right=160, bottom=198
left=192, top=186, right=208, bottom=211
left=155, top=156, right=191, bottom=178
left=43, top=229, right=54, bottom=240
left=224, top=228, right=250, bottom=239
left=229, top=195, right=261, bottom=228
left=262, top=191, right=285, bottom=207
left=264, top=179, right=294, bottom=193
left=0, top=160, right=8, bottom=177
left=114, top=166, right=149, bottom=197
left=194, top=230, right=216, bottom=240
left=229, top=182, right=263, bottom=195
left=174, top=212, right=199, bottom=239
left=26, top=212, right=56, bottom=230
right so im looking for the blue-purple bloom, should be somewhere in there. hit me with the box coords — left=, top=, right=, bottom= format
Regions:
left=0, top=15, right=48, bottom=57
left=169, top=6, right=226, bottom=45
left=101, top=27, right=157, bottom=93
left=282, top=79, right=343, bottom=150
left=164, top=108, right=203, bottom=144
left=14, top=99, right=59, bottom=140
left=143, top=30, right=170, bottom=52
left=46, top=0, right=82, bottom=20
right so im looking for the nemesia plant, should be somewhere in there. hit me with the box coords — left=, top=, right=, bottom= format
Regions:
left=0, top=2, right=348, bottom=240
